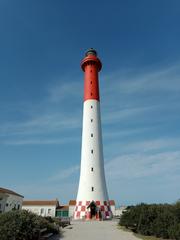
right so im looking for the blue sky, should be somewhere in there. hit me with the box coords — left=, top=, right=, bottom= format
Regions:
left=0, top=0, right=180, bottom=206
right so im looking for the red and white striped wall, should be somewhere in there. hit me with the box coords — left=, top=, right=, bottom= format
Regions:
left=74, top=200, right=112, bottom=220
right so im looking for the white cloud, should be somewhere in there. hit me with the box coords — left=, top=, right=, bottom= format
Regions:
left=1, top=61, right=180, bottom=147
left=11, top=164, right=80, bottom=202
left=102, top=62, right=180, bottom=95
left=15, top=182, right=77, bottom=203
left=2, top=136, right=78, bottom=145
left=105, top=150, right=180, bottom=180
left=102, top=105, right=156, bottom=124
left=103, top=126, right=151, bottom=139
left=121, top=138, right=180, bottom=153
left=0, top=75, right=83, bottom=145
left=48, top=79, right=82, bottom=103
left=0, top=112, right=81, bottom=136
left=48, top=165, right=79, bottom=182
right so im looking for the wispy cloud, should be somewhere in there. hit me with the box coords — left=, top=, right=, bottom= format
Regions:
left=103, top=126, right=152, bottom=139
left=104, top=135, right=180, bottom=161
left=0, top=113, right=80, bottom=136
left=15, top=182, right=78, bottom=203
left=48, top=80, right=82, bottom=103
left=48, top=165, right=79, bottom=182
left=102, top=62, right=180, bottom=96
left=102, top=105, right=157, bottom=124
left=121, top=138, right=180, bottom=153
left=105, top=150, right=180, bottom=180
left=1, top=61, right=180, bottom=146
left=0, top=72, right=83, bottom=135
left=2, top=136, right=78, bottom=145
left=11, top=164, right=80, bottom=202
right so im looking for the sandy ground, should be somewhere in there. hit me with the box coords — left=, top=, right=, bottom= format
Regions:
left=59, top=220, right=140, bottom=240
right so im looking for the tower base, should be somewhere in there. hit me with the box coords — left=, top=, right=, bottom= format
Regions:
left=74, top=200, right=112, bottom=220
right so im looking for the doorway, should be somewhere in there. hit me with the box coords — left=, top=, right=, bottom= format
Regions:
left=87, top=201, right=97, bottom=219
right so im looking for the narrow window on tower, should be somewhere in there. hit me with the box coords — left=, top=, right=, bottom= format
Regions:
left=92, top=187, right=94, bottom=191
left=91, top=105, right=93, bottom=109
left=91, top=119, right=93, bottom=122
left=91, top=133, right=93, bottom=137
left=91, top=92, right=93, bottom=96
left=90, top=81, right=92, bottom=84
left=91, top=149, right=93, bottom=154
left=91, top=167, right=94, bottom=172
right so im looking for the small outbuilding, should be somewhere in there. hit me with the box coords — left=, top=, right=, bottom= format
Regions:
left=109, top=200, right=116, bottom=216
left=0, top=187, right=24, bottom=213
left=22, top=199, right=59, bottom=217
left=69, top=200, right=76, bottom=218
left=56, top=205, right=69, bottom=217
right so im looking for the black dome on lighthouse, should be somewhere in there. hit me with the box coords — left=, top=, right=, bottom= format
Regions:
left=85, top=48, right=97, bottom=57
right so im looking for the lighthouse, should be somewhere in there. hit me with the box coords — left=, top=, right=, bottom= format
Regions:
left=74, top=49, right=112, bottom=220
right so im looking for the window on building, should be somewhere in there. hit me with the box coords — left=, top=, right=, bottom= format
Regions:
left=91, top=105, right=93, bottom=109
left=48, top=209, right=52, bottom=214
left=91, top=119, right=93, bottom=122
left=6, top=203, right=8, bottom=207
left=91, top=81, right=92, bottom=84
left=91, top=149, right=93, bottom=154
left=92, top=187, right=94, bottom=191
left=91, top=168, right=94, bottom=172
left=91, top=133, right=93, bottom=137
left=40, top=208, right=44, bottom=214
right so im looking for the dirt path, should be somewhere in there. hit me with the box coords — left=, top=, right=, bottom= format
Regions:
left=60, top=220, right=140, bottom=240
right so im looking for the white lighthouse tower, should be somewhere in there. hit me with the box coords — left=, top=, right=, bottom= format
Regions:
left=74, top=49, right=112, bottom=220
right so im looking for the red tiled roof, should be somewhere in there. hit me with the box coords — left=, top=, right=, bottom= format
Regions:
left=69, top=200, right=76, bottom=205
left=56, top=205, right=69, bottom=210
left=22, top=200, right=59, bottom=206
left=0, top=187, right=24, bottom=198
left=109, top=200, right=115, bottom=206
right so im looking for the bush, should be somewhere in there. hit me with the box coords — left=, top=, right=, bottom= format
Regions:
left=119, top=203, right=180, bottom=240
left=0, top=210, right=59, bottom=240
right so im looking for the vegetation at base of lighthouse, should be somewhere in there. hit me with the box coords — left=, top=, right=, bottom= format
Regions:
left=119, top=202, right=180, bottom=240
left=0, top=210, right=60, bottom=240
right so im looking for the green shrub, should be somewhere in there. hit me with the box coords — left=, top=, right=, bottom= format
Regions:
left=119, top=203, right=180, bottom=240
left=0, top=210, right=59, bottom=240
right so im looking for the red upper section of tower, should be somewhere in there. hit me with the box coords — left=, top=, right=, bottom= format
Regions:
left=81, top=49, right=102, bottom=102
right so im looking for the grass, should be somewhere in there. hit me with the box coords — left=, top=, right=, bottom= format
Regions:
left=118, top=225, right=131, bottom=232
left=134, top=233, right=165, bottom=240
left=118, top=225, right=166, bottom=240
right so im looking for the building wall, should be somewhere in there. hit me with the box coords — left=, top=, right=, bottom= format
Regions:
left=110, top=205, right=116, bottom=216
left=0, top=193, right=23, bottom=213
left=115, top=206, right=127, bottom=216
left=22, top=205, right=56, bottom=217
left=69, top=205, right=75, bottom=218
left=56, top=210, right=68, bottom=217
